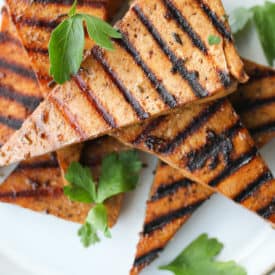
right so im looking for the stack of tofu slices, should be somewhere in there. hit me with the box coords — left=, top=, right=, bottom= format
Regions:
left=0, top=0, right=275, bottom=274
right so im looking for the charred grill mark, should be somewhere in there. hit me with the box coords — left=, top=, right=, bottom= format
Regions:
left=0, top=58, right=37, bottom=80
left=13, top=15, right=60, bottom=30
left=25, top=46, right=49, bottom=56
left=74, top=75, right=117, bottom=128
left=133, top=248, right=163, bottom=267
left=92, top=47, right=150, bottom=120
left=0, top=115, right=23, bottom=130
left=0, top=187, right=63, bottom=199
left=248, top=68, right=275, bottom=81
left=196, top=0, right=233, bottom=41
left=133, top=5, right=209, bottom=99
left=218, top=70, right=232, bottom=88
left=186, top=121, right=243, bottom=171
left=158, top=100, right=225, bottom=154
left=132, top=116, right=166, bottom=145
left=143, top=199, right=204, bottom=235
left=0, top=84, right=42, bottom=111
left=250, top=122, right=275, bottom=136
left=234, top=171, right=273, bottom=203
left=116, top=36, right=177, bottom=108
left=234, top=96, right=275, bottom=113
left=0, top=32, right=22, bottom=47
left=209, top=147, right=258, bottom=187
left=257, top=199, right=275, bottom=219
left=49, top=95, right=87, bottom=140
left=150, top=178, right=194, bottom=202
left=162, top=0, right=208, bottom=53
left=17, top=154, right=59, bottom=170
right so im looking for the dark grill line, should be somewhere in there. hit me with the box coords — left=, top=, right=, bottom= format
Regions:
left=0, top=32, right=22, bottom=47
left=250, top=122, right=275, bottom=136
left=133, top=248, right=163, bottom=267
left=159, top=99, right=225, bottom=154
left=74, top=75, right=117, bottom=128
left=25, top=46, right=49, bottom=56
left=0, top=115, right=23, bottom=130
left=257, top=199, right=275, bottom=219
left=248, top=68, right=275, bottom=81
left=13, top=16, right=60, bottom=30
left=0, top=187, right=63, bottom=199
left=162, top=0, right=207, bottom=53
left=186, top=120, right=243, bottom=171
left=16, top=159, right=59, bottom=170
left=116, top=36, right=178, bottom=108
left=143, top=199, right=204, bottom=235
left=92, top=47, right=150, bottom=120
left=197, top=0, right=233, bottom=41
left=133, top=5, right=209, bottom=99
left=0, top=84, right=42, bottom=111
left=150, top=178, right=194, bottom=202
left=0, top=58, right=37, bottom=80
left=234, top=171, right=273, bottom=203
left=234, top=96, right=275, bottom=113
left=49, top=95, right=87, bottom=140
left=209, top=147, right=258, bottom=187
left=132, top=116, right=165, bottom=145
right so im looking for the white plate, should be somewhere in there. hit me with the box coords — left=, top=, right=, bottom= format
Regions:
left=0, top=0, right=274, bottom=275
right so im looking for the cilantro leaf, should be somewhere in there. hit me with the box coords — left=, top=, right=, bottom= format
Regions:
left=252, top=2, right=275, bottom=66
left=78, top=222, right=99, bottom=247
left=160, top=234, right=247, bottom=275
left=64, top=162, right=96, bottom=203
left=96, top=151, right=142, bottom=203
left=83, top=15, right=122, bottom=51
left=49, top=15, right=84, bottom=84
left=49, top=1, right=122, bottom=84
left=229, top=7, right=253, bottom=34
left=208, top=35, right=221, bottom=45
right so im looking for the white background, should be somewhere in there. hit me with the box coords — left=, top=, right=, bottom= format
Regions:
left=0, top=0, right=274, bottom=275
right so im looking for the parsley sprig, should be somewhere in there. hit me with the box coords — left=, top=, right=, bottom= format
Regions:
left=64, top=151, right=142, bottom=247
left=160, top=234, right=247, bottom=275
left=229, top=1, right=275, bottom=66
left=49, top=0, right=122, bottom=84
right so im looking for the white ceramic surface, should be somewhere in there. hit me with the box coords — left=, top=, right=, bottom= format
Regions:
left=0, top=1, right=274, bottom=275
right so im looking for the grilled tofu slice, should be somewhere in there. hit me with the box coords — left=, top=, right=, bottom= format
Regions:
left=0, top=8, right=123, bottom=226
left=0, top=0, right=247, bottom=166
left=5, top=0, right=122, bottom=95
left=131, top=161, right=213, bottom=275
left=115, top=98, right=275, bottom=223
left=231, top=59, right=275, bottom=147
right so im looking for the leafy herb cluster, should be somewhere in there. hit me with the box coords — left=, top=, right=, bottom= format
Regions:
left=64, top=151, right=142, bottom=247
left=230, top=1, right=275, bottom=66
left=49, top=0, right=122, bottom=84
left=160, top=234, right=247, bottom=275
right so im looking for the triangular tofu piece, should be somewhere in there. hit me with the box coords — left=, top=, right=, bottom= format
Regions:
left=115, top=87, right=275, bottom=222
left=0, top=7, right=123, bottom=226
left=131, top=60, right=275, bottom=273
left=0, top=0, right=247, bottom=165
left=231, top=59, right=275, bottom=147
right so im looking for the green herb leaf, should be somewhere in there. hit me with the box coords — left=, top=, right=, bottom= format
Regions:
left=78, top=222, right=99, bottom=247
left=252, top=1, right=275, bottom=66
left=49, top=15, right=85, bottom=84
left=160, top=234, right=247, bottom=275
left=68, top=0, right=78, bottom=17
left=64, top=162, right=96, bottom=203
left=229, top=7, right=253, bottom=34
left=208, top=35, right=221, bottom=45
left=96, top=151, right=142, bottom=203
left=83, top=15, right=122, bottom=51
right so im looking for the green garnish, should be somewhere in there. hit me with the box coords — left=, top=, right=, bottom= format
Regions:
left=49, top=0, right=122, bottom=84
left=159, top=234, right=247, bottom=275
left=229, top=2, right=275, bottom=66
left=208, top=35, right=221, bottom=45
left=64, top=150, right=142, bottom=247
